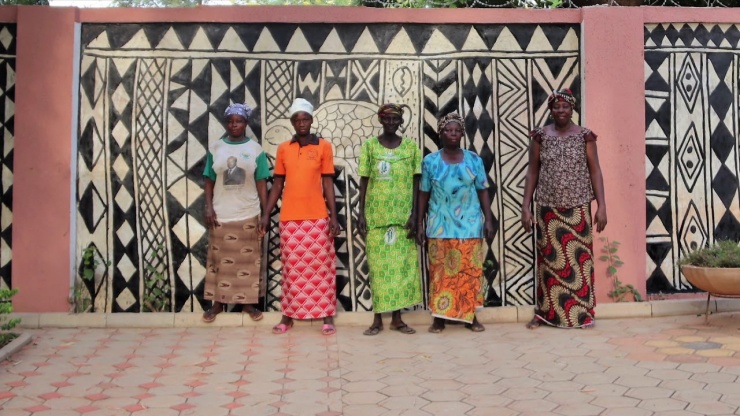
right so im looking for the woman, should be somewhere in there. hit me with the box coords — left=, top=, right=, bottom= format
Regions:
left=521, top=89, right=607, bottom=329
left=202, top=103, right=270, bottom=323
left=417, top=112, right=494, bottom=334
left=258, top=98, right=340, bottom=335
left=357, top=103, right=422, bottom=336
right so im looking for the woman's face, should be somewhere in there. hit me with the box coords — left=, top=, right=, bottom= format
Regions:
left=379, top=113, right=402, bottom=135
left=549, top=101, right=573, bottom=125
left=440, top=122, right=463, bottom=148
left=226, top=114, right=247, bottom=138
left=291, top=112, right=313, bottom=136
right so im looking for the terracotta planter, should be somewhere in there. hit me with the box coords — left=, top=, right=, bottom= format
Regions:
left=681, top=265, right=740, bottom=296
left=680, top=265, right=740, bottom=322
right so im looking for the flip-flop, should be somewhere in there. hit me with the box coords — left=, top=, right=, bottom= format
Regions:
left=201, top=307, right=221, bottom=323
left=363, top=326, right=383, bottom=336
left=272, top=322, right=293, bottom=334
left=389, top=323, right=416, bottom=334
left=464, top=322, right=485, bottom=332
left=322, top=324, right=336, bottom=336
left=427, top=325, right=444, bottom=334
left=525, top=317, right=541, bottom=330
left=243, top=307, right=263, bottom=322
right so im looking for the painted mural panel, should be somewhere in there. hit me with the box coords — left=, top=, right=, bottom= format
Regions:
left=77, top=23, right=580, bottom=312
left=645, top=24, right=740, bottom=294
left=0, top=24, right=14, bottom=291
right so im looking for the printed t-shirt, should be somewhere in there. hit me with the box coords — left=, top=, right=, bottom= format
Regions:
left=203, top=137, right=270, bottom=222
left=420, top=150, right=489, bottom=239
left=274, top=135, right=335, bottom=221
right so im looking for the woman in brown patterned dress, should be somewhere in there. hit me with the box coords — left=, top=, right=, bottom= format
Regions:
left=521, top=89, right=607, bottom=329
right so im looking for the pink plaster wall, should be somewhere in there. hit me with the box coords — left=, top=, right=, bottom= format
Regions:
left=6, top=4, right=729, bottom=311
left=12, top=6, right=77, bottom=312
left=583, top=7, right=647, bottom=303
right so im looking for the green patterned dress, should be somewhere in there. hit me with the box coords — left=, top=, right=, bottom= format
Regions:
left=358, top=137, right=423, bottom=312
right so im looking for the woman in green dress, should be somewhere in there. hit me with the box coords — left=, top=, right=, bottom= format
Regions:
left=357, top=103, right=423, bottom=335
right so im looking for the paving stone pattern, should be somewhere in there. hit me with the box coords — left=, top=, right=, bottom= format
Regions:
left=3, top=314, right=740, bottom=415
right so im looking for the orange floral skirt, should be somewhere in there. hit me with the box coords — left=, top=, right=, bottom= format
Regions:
left=428, top=238, right=485, bottom=324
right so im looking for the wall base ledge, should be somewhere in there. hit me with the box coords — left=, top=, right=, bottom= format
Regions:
left=11, top=298, right=740, bottom=329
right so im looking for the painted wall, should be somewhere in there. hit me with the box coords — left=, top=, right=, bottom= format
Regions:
left=4, top=5, right=739, bottom=312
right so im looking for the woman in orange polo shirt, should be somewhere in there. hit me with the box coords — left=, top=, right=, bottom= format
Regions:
left=258, top=98, right=340, bottom=335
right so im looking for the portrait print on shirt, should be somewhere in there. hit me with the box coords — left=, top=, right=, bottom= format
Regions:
left=223, top=156, right=247, bottom=186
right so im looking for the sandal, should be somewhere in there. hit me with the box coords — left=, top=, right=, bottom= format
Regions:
left=202, top=306, right=222, bottom=323
left=525, top=317, right=541, bottom=330
left=464, top=322, right=485, bottom=332
left=363, top=325, right=383, bottom=336
left=389, top=323, right=416, bottom=334
left=428, top=324, right=444, bottom=334
left=272, top=321, right=293, bottom=334
left=322, top=324, right=336, bottom=336
left=243, top=306, right=263, bottom=322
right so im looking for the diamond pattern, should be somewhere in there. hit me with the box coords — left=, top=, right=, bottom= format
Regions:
left=77, top=22, right=581, bottom=311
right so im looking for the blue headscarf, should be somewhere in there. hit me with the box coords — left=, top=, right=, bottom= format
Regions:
left=224, top=103, right=253, bottom=121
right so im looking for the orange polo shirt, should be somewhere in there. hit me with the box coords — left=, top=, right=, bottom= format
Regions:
left=274, top=135, right=335, bottom=222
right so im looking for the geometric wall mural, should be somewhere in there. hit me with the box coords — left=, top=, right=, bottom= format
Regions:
left=0, top=24, right=14, bottom=291
left=77, top=22, right=580, bottom=312
left=645, top=23, right=740, bottom=294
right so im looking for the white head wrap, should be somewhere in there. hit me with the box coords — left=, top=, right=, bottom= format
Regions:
left=289, top=98, right=314, bottom=118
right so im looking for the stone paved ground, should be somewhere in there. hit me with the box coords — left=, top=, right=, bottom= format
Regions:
left=2, top=313, right=740, bottom=415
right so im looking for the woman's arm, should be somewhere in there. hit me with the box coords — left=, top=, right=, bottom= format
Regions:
left=323, top=176, right=340, bottom=237
left=357, top=177, right=369, bottom=237
left=405, top=175, right=421, bottom=239
left=204, top=178, right=218, bottom=229
left=256, top=178, right=268, bottom=218
left=586, top=141, right=607, bottom=232
left=478, top=188, right=494, bottom=240
left=521, top=139, right=541, bottom=233
left=416, top=191, right=430, bottom=246
left=258, top=176, right=284, bottom=236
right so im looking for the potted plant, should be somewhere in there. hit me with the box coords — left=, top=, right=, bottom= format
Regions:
left=678, top=240, right=740, bottom=322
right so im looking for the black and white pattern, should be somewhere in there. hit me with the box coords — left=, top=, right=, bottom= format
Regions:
left=0, top=24, right=14, bottom=291
left=77, top=23, right=580, bottom=312
left=645, top=23, right=740, bottom=294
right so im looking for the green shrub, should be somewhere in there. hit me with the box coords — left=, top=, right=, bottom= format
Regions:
left=0, top=288, right=20, bottom=348
left=678, top=240, right=740, bottom=268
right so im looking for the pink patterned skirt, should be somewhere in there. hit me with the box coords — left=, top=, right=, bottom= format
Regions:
left=279, top=218, right=337, bottom=319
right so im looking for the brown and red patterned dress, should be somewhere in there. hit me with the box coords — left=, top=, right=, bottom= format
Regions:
left=531, top=127, right=597, bottom=328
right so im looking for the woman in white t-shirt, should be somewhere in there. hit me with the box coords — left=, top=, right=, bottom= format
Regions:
left=201, top=103, right=271, bottom=323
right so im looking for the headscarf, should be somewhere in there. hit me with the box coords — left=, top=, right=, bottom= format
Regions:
left=289, top=98, right=314, bottom=118
left=377, top=103, right=405, bottom=117
left=437, top=112, right=465, bottom=136
left=547, top=88, right=576, bottom=109
left=224, top=103, right=252, bottom=121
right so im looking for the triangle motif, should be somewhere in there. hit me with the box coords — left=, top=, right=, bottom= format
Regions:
left=122, top=29, right=152, bottom=49
left=385, top=28, right=415, bottom=55
left=319, top=29, right=347, bottom=54
left=351, top=28, right=380, bottom=54
left=253, top=27, right=281, bottom=52
left=491, top=27, right=521, bottom=52
left=286, top=28, right=313, bottom=53
left=156, top=27, right=184, bottom=50
left=218, top=27, right=248, bottom=52
left=189, top=28, right=214, bottom=51
left=421, top=29, right=457, bottom=55
left=462, top=26, right=488, bottom=51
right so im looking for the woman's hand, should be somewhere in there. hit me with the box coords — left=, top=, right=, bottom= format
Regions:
left=484, top=219, right=494, bottom=240
left=258, top=215, right=270, bottom=237
left=205, top=206, right=219, bottom=229
left=521, top=208, right=534, bottom=233
left=416, top=225, right=426, bottom=246
left=404, top=214, right=417, bottom=240
left=594, top=206, right=607, bottom=233
left=328, top=216, right=341, bottom=237
left=357, top=213, right=368, bottom=238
